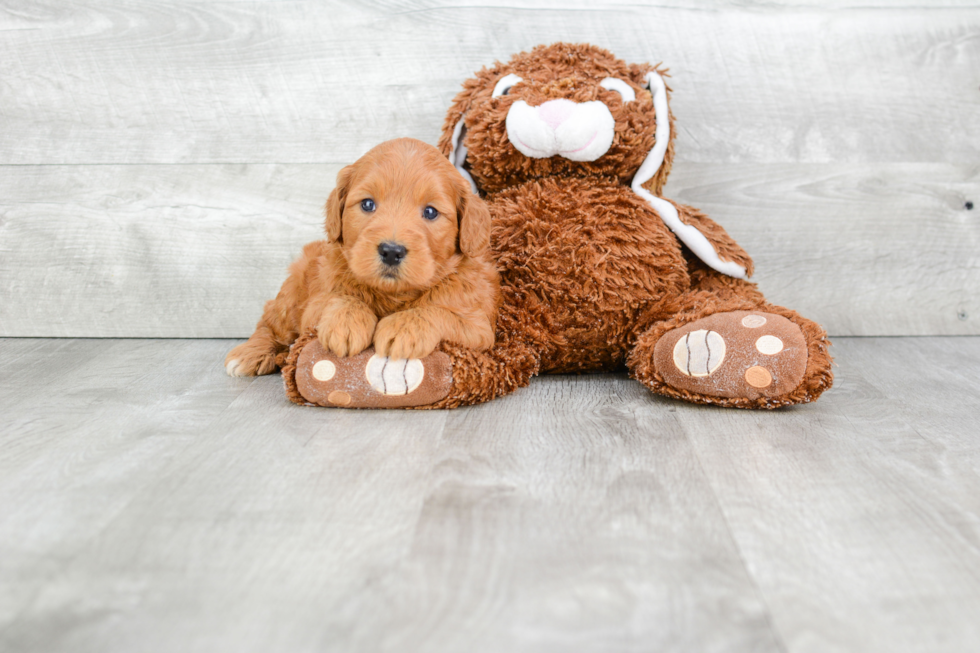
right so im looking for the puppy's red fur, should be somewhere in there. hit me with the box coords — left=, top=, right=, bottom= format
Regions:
left=226, top=138, right=499, bottom=377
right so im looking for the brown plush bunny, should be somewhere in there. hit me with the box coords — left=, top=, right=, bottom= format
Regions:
left=284, top=42, right=833, bottom=409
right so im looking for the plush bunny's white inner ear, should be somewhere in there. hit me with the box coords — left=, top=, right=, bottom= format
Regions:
left=449, top=117, right=479, bottom=194
left=631, top=72, right=747, bottom=280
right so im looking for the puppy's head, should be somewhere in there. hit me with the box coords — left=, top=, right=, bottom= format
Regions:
left=325, top=138, right=490, bottom=292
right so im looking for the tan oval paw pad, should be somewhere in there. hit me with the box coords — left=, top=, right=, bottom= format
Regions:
left=744, top=366, right=772, bottom=388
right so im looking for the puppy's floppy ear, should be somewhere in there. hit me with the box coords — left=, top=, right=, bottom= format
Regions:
left=457, top=187, right=491, bottom=258
left=324, top=164, right=356, bottom=243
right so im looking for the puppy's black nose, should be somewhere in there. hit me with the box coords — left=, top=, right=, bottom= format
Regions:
left=378, top=241, right=407, bottom=266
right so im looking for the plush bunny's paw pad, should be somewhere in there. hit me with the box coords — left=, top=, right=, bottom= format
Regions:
left=654, top=311, right=808, bottom=400
left=293, top=340, right=452, bottom=408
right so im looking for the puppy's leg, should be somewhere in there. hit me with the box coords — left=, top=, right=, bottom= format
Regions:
left=372, top=308, right=443, bottom=360
left=227, top=242, right=328, bottom=376
left=313, top=296, right=378, bottom=357
left=227, top=280, right=305, bottom=376
left=373, top=306, right=493, bottom=360
left=226, top=322, right=286, bottom=376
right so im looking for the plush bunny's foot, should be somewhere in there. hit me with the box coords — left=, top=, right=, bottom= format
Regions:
left=648, top=310, right=811, bottom=405
left=288, top=338, right=452, bottom=408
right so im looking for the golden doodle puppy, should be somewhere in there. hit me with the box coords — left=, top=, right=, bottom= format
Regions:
left=226, top=138, right=499, bottom=379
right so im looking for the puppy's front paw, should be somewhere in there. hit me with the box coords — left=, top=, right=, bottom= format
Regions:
left=225, top=341, right=278, bottom=376
left=374, top=310, right=441, bottom=360
left=318, top=306, right=377, bottom=357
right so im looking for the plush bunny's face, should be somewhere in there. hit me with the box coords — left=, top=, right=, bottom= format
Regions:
left=440, top=43, right=673, bottom=195
left=502, top=73, right=632, bottom=162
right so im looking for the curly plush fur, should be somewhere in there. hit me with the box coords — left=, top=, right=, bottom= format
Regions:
left=284, top=42, right=833, bottom=409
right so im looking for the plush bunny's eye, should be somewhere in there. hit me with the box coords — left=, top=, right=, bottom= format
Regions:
left=492, top=73, right=523, bottom=98
left=599, top=77, right=636, bottom=104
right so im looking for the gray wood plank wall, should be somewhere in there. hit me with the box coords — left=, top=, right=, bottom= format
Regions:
left=1, top=0, right=978, bottom=337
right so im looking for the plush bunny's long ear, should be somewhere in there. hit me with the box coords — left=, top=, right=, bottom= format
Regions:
left=448, top=117, right=479, bottom=194
left=631, top=72, right=748, bottom=280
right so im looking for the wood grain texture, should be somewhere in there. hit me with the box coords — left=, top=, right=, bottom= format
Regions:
left=331, top=377, right=777, bottom=652
left=1, top=1, right=978, bottom=165
left=2, top=162, right=977, bottom=337
left=3, top=0, right=977, bottom=338
left=676, top=337, right=980, bottom=653
left=667, top=163, right=980, bottom=336
left=0, top=164, right=334, bottom=337
left=0, top=338, right=778, bottom=653
left=0, top=339, right=257, bottom=630
left=1, top=336, right=979, bottom=651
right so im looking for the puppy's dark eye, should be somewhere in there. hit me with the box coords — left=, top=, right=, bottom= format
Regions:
left=360, top=198, right=376, bottom=212
left=422, top=206, right=439, bottom=220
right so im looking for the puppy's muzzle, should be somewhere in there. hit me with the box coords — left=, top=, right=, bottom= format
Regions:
left=378, top=241, right=408, bottom=267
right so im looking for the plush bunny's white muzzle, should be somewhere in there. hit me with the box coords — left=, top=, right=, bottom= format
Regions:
left=505, top=99, right=615, bottom=162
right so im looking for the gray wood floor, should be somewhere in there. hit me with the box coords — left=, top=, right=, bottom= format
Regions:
left=1, top=336, right=978, bottom=653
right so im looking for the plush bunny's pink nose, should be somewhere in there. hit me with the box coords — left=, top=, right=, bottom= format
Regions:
left=537, top=99, right=576, bottom=130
